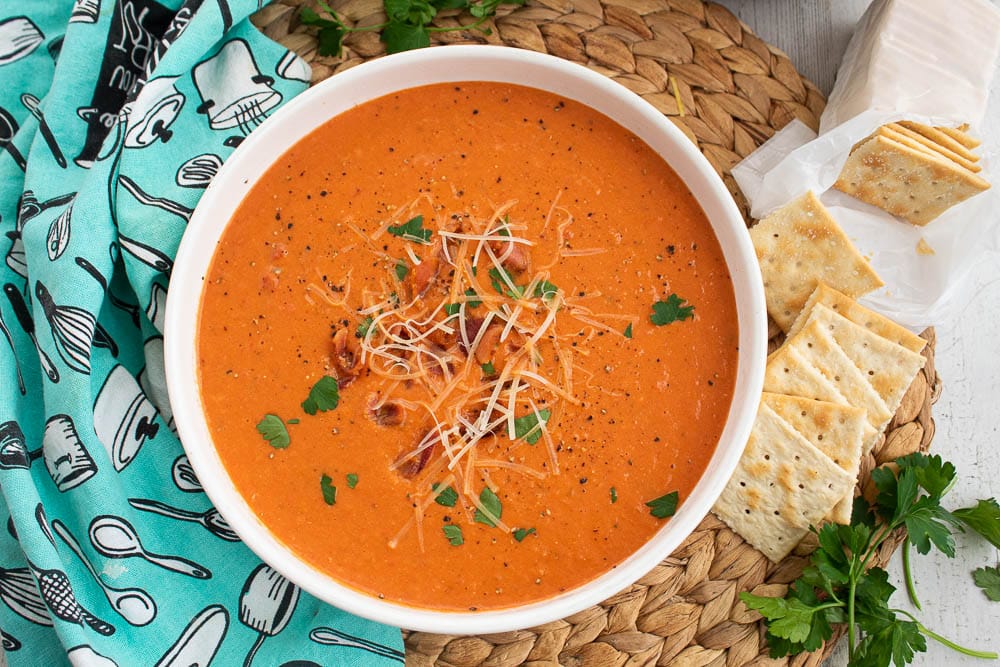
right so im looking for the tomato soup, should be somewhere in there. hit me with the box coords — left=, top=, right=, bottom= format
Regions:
left=197, top=82, right=738, bottom=611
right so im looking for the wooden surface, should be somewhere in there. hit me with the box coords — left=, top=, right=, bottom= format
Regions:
left=714, top=2, right=1000, bottom=665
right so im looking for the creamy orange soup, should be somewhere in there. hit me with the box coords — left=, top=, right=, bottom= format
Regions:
left=198, top=82, right=738, bottom=611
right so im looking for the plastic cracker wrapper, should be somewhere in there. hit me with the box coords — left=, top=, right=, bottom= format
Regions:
left=732, top=0, right=1000, bottom=330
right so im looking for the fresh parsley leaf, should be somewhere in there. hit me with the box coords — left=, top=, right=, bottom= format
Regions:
left=301, top=376, right=340, bottom=415
left=256, top=414, right=290, bottom=449
left=286, top=418, right=300, bottom=425
left=474, top=487, right=502, bottom=527
left=488, top=266, right=523, bottom=298
left=432, top=483, right=458, bottom=507
left=443, top=303, right=461, bottom=316
left=442, top=524, right=463, bottom=546
left=904, top=495, right=957, bottom=557
left=645, top=491, right=679, bottom=519
left=481, top=361, right=495, bottom=375
left=650, top=294, right=694, bottom=326
left=623, top=323, right=633, bottom=339
left=954, top=498, right=1000, bottom=550
left=610, top=486, right=618, bottom=503
left=300, top=4, right=347, bottom=57
left=381, top=21, right=430, bottom=54
left=394, top=259, right=410, bottom=281
left=464, top=288, right=481, bottom=308
left=973, top=565, right=1000, bottom=602
left=533, top=280, right=559, bottom=301
left=897, top=453, right=957, bottom=500
left=512, top=408, right=551, bottom=445
left=320, top=474, right=337, bottom=505
left=346, top=473, right=359, bottom=489
left=387, top=215, right=432, bottom=243
left=356, top=316, right=374, bottom=338
left=513, top=527, right=535, bottom=542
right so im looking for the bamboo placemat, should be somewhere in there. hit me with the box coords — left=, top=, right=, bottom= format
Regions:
left=251, top=2, right=942, bottom=664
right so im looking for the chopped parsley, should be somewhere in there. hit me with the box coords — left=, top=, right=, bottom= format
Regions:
left=301, top=376, right=340, bottom=415
left=513, top=527, right=536, bottom=542
left=394, top=259, right=409, bottom=281
left=610, top=486, right=618, bottom=504
left=513, top=408, right=551, bottom=445
left=286, top=418, right=300, bottom=425
left=533, top=280, right=559, bottom=301
left=443, top=303, right=461, bottom=316
left=320, top=474, right=337, bottom=505
left=256, top=415, right=290, bottom=449
left=646, top=491, right=679, bottom=518
left=442, top=524, right=464, bottom=546
left=432, top=483, right=458, bottom=507
left=488, top=266, right=523, bottom=298
left=623, top=323, right=633, bottom=339
left=464, top=288, right=481, bottom=308
left=474, top=487, right=502, bottom=527
left=386, top=215, right=432, bottom=243
left=481, top=361, right=495, bottom=375
left=346, top=473, right=359, bottom=489
left=650, top=294, right=695, bottom=325
left=356, top=316, right=374, bottom=338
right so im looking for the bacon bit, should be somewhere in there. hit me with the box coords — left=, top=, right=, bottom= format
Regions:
left=490, top=238, right=531, bottom=274
left=261, top=272, right=279, bottom=291
left=396, top=436, right=436, bottom=479
left=407, top=238, right=443, bottom=299
left=332, top=328, right=360, bottom=387
left=459, top=317, right=486, bottom=354
left=474, top=323, right=502, bottom=365
left=367, top=394, right=405, bottom=426
left=271, top=243, right=288, bottom=260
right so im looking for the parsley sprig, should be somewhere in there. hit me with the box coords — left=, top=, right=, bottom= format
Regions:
left=740, top=453, right=1000, bottom=666
left=301, top=0, right=525, bottom=57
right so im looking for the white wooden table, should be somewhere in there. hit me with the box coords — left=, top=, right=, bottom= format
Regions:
left=715, top=1, right=1000, bottom=665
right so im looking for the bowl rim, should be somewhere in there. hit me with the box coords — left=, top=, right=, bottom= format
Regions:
left=165, top=44, right=767, bottom=635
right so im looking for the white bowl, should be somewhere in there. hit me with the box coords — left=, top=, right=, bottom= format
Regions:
left=166, top=45, right=767, bottom=635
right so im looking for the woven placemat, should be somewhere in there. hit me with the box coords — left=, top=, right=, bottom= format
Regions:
left=250, top=2, right=942, bottom=665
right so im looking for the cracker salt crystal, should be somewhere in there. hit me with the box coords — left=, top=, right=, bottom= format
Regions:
left=713, top=404, right=854, bottom=562
left=749, top=191, right=883, bottom=330
left=761, top=393, right=865, bottom=525
left=787, top=282, right=926, bottom=354
left=833, top=134, right=990, bottom=226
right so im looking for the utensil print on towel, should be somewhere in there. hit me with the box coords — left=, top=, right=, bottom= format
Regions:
left=35, top=281, right=118, bottom=374
left=147, top=281, right=167, bottom=331
left=75, top=256, right=142, bottom=328
left=46, top=199, right=73, bottom=261
left=89, top=515, right=212, bottom=579
left=0, top=106, right=27, bottom=171
left=172, top=455, right=202, bottom=493
left=24, top=555, right=115, bottom=636
left=155, top=604, right=228, bottom=667
left=193, top=39, right=282, bottom=148
left=238, top=564, right=300, bottom=667
left=21, top=94, right=66, bottom=168
left=176, top=153, right=222, bottom=189
left=0, top=16, right=43, bottom=66
left=0, top=565, right=51, bottom=626
left=4, top=283, right=58, bottom=382
left=53, top=519, right=157, bottom=626
left=93, top=364, right=159, bottom=471
left=7, top=190, right=77, bottom=279
left=139, top=336, right=174, bottom=431
left=0, top=307, right=26, bottom=394
left=309, top=627, right=405, bottom=662
left=43, top=414, right=98, bottom=491
left=0, top=421, right=34, bottom=471
left=34, top=503, right=55, bottom=547
left=119, top=174, right=192, bottom=221
left=67, top=645, right=119, bottom=666
left=128, top=499, right=239, bottom=542
left=119, top=234, right=173, bottom=276
left=70, top=0, right=101, bottom=24
left=1, top=629, right=20, bottom=651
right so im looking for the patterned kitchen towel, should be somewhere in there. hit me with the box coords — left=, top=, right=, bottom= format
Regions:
left=0, top=1, right=405, bottom=665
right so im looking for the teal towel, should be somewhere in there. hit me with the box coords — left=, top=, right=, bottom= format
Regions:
left=0, top=1, right=404, bottom=664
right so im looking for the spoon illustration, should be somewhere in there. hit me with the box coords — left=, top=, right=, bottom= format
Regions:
left=238, top=564, right=300, bottom=667
left=309, top=627, right=405, bottom=662
left=127, top=499, right=240, bottom=542
left=1, top=628, right=20, bottom=651
left=172, top=455, right=202, bottom=493
left=21, top=93, right=66, bottom=168
left=3, top=283, right=58, bottom=382
left=53, top=519, right=157, bottom=626
left=0, top=106, right=26, bottom=171
left=88, top=515, right=212, bottom=579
